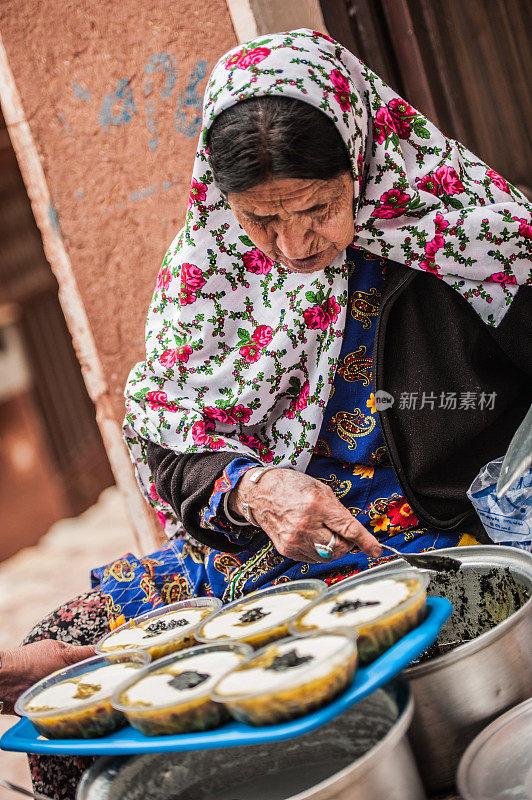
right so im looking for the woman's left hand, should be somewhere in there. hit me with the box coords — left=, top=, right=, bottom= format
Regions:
left=1, top=640, right=96, bottom=715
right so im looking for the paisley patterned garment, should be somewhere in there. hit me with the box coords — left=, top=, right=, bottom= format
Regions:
left=123, top=29, right=531, bottom=540
left=93, top=248, right=480, bottom=626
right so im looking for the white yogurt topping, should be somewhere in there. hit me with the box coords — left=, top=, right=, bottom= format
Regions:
left=300, top=579, right=412, bottom=631
left=122, top=650, right=242, bottom=707
left=201, top=593, right=310, bottom=640
left=101, top=627, right=147, bottom=649
left=25, top=681, right=80, bottom=711
left=26, top=663, right=140, bottom=712
left=101, top=608, right=206, bottom=650
left=215, top=635, right=351, bottom=697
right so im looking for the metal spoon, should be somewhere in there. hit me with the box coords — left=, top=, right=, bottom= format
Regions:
left=380, top=543, right=462, bottom=573
left=0, top=779, right=53, bottom=800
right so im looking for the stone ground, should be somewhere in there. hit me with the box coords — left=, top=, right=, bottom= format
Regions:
left=0, top=487, right=135, bottom=799
left=0, top=489, right=460, bottom=800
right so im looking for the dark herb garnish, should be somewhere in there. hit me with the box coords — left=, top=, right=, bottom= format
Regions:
left=237, top=607, right=270, bottom=625
left=169, top=671, right=209, bottom=691
left=145, top=618, right=189, bottom=637
left=331, top=599, right=380, bottom=614
left=265, top=649, right=313, bottom=672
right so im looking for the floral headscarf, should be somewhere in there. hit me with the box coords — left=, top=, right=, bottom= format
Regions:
left=124, top=29, right=531, bottom=534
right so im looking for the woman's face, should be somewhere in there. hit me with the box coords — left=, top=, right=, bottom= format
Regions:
left=227, top=172, right=355, bottom=273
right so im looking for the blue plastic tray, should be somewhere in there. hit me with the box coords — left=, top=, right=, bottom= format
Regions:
left=1, top=596, right=451, bottom=756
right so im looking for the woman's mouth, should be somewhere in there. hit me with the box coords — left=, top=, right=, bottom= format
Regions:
left=283, top=250, right=326, bottom=271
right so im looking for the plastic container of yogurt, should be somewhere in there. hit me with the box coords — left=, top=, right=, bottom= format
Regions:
left=195, top=580, right=326, bottom=650
left=212, top=632, right=358, bottom=726
left=112, top=642, right=252, bottom=736
left=290, top=570, right=429, bottom=664
left=15, top=651, right=150, bottom=739
left=96, top=598, right=222, bottom=661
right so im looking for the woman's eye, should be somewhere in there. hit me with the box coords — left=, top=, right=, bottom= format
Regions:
left=250, top=217, right=274, bottom=227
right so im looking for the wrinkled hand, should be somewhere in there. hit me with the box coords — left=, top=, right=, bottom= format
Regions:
left=229, top=468, right=382, bottom=562
left=1, top=640, right=96, bottom=715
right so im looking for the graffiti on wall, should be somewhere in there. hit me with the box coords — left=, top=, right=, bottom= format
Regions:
left=45, top=52, right=211, bottom=223
left=73, top=53, right=207, bottom=151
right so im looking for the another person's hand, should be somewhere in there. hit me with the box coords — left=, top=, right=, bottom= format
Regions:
left=1, top=640, right=96, bottom=715
left=229, top=468, right=382, bottom=562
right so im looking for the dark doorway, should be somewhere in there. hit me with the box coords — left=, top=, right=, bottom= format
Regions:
left=0, top=112, right=114, bottom=561
left=319, top=0, right=531, bottom=195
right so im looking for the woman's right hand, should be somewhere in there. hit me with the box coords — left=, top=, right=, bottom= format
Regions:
left=229, top=467, right=382, bottom=562
left=0, top=641, right=96, bottom=715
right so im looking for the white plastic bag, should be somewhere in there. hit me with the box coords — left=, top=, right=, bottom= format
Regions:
left=467, top=456, right=532, bottom=551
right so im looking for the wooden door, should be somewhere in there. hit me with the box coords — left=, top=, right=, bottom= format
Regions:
left=319, top=0, right=531, bottom=194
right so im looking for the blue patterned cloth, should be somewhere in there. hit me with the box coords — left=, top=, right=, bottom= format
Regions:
left=92, top=248, right=476, bottom=627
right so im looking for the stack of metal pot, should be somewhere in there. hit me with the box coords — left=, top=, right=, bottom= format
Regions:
left=373, top=544, right=532, bottom=795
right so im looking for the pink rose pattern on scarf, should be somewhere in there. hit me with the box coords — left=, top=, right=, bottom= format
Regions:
left=286, top=378, right=310, bottom=419
left=420, top=213, right=449, bottom=275
left=124, top=29, right=531, bottom=534
left=179, top=262, right=206, bottom=306
left=330, top=68, right=351, bottom=111
left=417, top=165, right=465, bottom=197
left=371, top=188, right=411, bottom=219
left=518, top=218, right=532, bottom=239
left=303, top=296, right=341, bottom=329
left=373, top=98, right=418, bottom=143
left=243, top=248, right=274, bottom=274
left=188, top=179, right=208, bottom=208
left=225, top=47, right=271, bottom=70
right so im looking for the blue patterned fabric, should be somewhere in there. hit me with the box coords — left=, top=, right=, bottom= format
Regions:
left=92, top=248, right=475, bottom=627
left=200, top=457, right=259, bottom=544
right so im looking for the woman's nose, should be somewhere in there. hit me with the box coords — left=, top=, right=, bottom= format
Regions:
left=275, top=220, right=313, bottom=259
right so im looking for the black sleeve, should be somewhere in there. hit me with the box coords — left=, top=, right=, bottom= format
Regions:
left=146, top=441, right=261, bottom=553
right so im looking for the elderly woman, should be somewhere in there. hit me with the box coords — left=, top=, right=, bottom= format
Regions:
left=22, top=29, right=530, bottom=799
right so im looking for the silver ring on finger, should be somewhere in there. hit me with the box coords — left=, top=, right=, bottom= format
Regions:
left=313, top=533, right=336, bottom=560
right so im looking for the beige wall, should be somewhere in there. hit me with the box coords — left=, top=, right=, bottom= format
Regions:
left=0, top=0, right=326, bottom=549
left=0, top=1, right=238, bottom=548
left=0, top=0, right=237, bottom=421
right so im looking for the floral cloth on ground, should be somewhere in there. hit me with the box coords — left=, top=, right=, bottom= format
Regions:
left=123, top=29, right=531, bottom=538
left=94, top=248, right=480, bottom=626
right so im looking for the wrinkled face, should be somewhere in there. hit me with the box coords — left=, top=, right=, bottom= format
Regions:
left=227, top=173, right=355, bottom=273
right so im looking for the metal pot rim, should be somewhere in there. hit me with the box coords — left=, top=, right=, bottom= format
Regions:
left=372, top=545, right=532, bottom=676
left=77, top=681, right=415, bottom=800
left=456, top=696, right=532, bottom=800
left=284, top=679, right=415, bottom=799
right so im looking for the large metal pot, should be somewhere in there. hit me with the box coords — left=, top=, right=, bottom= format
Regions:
left=457, top=696, right=532, bottom=800
left=77, top=681, right=425, bottom=800
left=369, top=545, right=532, bottom=795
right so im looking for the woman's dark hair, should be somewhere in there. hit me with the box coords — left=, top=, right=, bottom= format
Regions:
left=207, top=96, right=351, bottom=194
